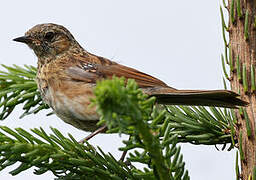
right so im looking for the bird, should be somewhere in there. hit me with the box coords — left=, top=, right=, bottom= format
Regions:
left=13, top=23, right=248, bottom=133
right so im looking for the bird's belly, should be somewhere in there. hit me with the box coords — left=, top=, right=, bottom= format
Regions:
left=42, top=85, right=100, bottom=132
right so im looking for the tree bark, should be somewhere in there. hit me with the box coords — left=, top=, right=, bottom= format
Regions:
left=228, top=1, right=256, bottom=179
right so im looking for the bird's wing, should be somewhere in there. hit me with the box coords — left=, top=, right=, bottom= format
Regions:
left=65, top=54, right=170, bottom=88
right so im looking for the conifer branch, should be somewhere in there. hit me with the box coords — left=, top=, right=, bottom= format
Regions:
left=0, top=126, right=138, bottom=179
left=0, top=65, right=49, bottom=120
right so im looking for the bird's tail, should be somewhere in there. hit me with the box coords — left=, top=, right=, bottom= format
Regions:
left=148, top=88, right=248, bottom=108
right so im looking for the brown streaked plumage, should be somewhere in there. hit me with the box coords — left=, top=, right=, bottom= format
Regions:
left=13, top=23, right=248, bottom=132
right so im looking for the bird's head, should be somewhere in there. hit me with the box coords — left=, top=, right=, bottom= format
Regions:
left=13, top=23, right=80, bottom=59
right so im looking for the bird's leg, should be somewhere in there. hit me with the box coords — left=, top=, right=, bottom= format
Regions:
left=119, top=136, right=132, bottom=162
left=119, top=150, right=128, bottom=162
left=79, top=125, right=107, bottom=143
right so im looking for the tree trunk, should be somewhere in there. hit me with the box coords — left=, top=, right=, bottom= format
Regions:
left=228, top=1, right=256, bottom=179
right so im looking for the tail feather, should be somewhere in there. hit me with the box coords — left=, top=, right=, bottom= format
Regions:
left=149, top=89, right=248, bottom=108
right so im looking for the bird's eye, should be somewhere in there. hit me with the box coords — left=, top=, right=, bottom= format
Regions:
left=44, top=32, right=55, bottom=41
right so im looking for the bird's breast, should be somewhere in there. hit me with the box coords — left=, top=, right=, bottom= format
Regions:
left=37, top=68, right=100, bottom=131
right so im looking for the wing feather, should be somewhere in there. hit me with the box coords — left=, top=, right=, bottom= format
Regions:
left=66, top=54, right=168, bottom=88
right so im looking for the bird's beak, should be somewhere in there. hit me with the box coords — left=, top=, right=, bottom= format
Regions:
left=13, top=36, right=33, bottom=44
